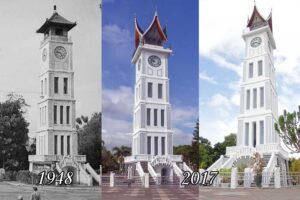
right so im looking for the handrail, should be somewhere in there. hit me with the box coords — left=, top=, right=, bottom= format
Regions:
left=148, top=162, right=159, bottom=184
left=136, top=162, right=145, bottom=185
left=86, top=163, right=100, bottom=183
left=207, top=155, right=224, bottom=171
left=172, top=163, right=183, bottom=177
left=183, top=162, right=193, bottom=173
left=55, top=163, right=62, bottom=173
left=262, top=152, right=276, bottom=187
left=220, top=157, right=234, bottom=169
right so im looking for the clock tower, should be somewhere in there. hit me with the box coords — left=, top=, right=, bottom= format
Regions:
left=29, top=6, right=99, bottom=186
left=124, top=13, right=192, bottom=185
left=206, top=5, right=288, bottom=188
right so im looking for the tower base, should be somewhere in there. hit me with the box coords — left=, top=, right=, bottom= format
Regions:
left=28, top=155, right=100, bottom=186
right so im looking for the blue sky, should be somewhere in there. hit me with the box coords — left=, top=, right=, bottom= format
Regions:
left=200, top=0, right=300, bottom=152
left=102, top=0, right=199, bottom=149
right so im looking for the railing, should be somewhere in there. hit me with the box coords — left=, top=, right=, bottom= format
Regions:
left=220, top=157, right=235, bottom=169
left=207, top=155, right=224, bottom=171
left=262, top=152, right=276, bottom=187
left=136, top=162, right=145, bottom=186
left=28, top=155, right=59, bottom=162
left=172, top=163, right=183, bottom=177
left=148, top=162, right=159, bottom=184
left=124, top=155, right=154, bottom=163
left=168, top=155, right=183, bottom=162
left=183, top=162, right=193, bottom=173
left=124, top=154, right=182, bottom=163
left=86, top=163, right=100, bottom=184
left=226, top=146, right=256, bottom=158
left=151, top=155, right=173, bottom=167
left=256, top=143, right=289, bottom=159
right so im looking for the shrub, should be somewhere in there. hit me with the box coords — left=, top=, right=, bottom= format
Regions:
left=219, top=168, right=231, bottom=183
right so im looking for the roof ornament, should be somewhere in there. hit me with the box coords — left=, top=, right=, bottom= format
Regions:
left=53, top=5, right=57, bottom=13
left=254, top=0, right=256, bottom=6
left=155, top=6, right=158, bottom=16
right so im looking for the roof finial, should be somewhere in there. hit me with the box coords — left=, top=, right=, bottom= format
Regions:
left=155, top=6, right=158, bottom=16
left=254, top=0, right=256, bottom=6
left=53, top=5, right=57, bottom=13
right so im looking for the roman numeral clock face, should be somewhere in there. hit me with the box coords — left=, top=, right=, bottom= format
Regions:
left=148, top=55, right=161, bottom=67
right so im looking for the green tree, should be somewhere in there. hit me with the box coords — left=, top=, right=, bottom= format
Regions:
left=0, top=93, right=29, bottom=170
left=199, top=136, right=213, bottom=169
left=174, top=145, right=192, bottom=164
left=212, top=133, right=236, bottom=162
left=101, top=142, right=118, bottom=173
left=77, top=112, right=101, bottom=169
left=190, top=119, right=199, bottom=170
left=289, top=158, right=300, bottom=172
left=112, top=146, right=131, bottom=172
left=275, top=107, right=300, bottom=152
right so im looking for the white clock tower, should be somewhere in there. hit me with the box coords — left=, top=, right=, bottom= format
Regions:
left=124, top=13, right=192, bottom=185
left=206, top=5, right=288, bottom=187
left=29, top=6, right=99, bottom=186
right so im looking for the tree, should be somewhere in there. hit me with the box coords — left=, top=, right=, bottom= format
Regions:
left=77, top=112, right=101, bottom=169
left=174, top=145, right=192, bottom=164
left=190, top=119, right=199, bottom=170
left=0, top=93, right=30, bottom=170
left=212, top=133, right=236, bottom=162
left=199, top=136, right=213, bottom=169
left=112, top=146, right=131, bottom=172
left=275, top=107, right=300, bottom=152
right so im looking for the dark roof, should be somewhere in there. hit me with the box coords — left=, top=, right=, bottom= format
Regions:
left=37, top=11, right=76, bottom=33
left=247, top=5, right=272, bottom=32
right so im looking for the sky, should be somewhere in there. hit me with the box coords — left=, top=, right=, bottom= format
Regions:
left=102, top=0, right=199, bottom=149
left=199, top=0, right=300, bottom=153
left=0, top=0, right=101, bottom=138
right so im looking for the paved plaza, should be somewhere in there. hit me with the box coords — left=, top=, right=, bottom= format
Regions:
left=102, top=186, right=199, bottom=200
left=102, top=185, right=300, bottom=200
left=199, top=187, right=300, bottom=200
left=0, top=182, right=100, bottom=200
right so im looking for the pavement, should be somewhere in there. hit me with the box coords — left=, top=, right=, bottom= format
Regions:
left=102, top=186, right=199, bottom=200
left=0, top=181, right=100, bottom=200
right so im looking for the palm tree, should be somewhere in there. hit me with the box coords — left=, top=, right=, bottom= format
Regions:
left=112, top=146, right=131, bottom=172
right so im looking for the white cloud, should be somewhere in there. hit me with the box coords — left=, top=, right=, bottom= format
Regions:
left=102, top=86, right=197, bottom=149
left=199, top=71, right=218, bottom=84
left=103, top=24, right=131, bottom=46
left=200, top=0, right=300, bottom=144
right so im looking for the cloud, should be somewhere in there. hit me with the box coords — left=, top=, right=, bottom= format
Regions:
left=199, top=71, right=218, bottom=84
left=102, top=86, right=133, bottom=119
left=103, top=24, right=132, bottom=46
left=199, top=0, right=300, bottom=144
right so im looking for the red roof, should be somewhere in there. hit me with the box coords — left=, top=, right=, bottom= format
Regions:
left=134, top=12, right=168, bottom=48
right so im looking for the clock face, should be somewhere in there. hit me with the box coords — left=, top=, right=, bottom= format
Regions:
left=42, top=48, right=47, bottom=62
left=54, top=46, right=67, bottom=60
left=250, top=37, right=262, bottom=48
left=148, top=55, right=161, bottom=67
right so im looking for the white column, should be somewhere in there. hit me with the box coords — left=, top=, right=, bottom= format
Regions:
left=158, top=137, right=161, bottom=156
left=144, top=173, right=149, bottom=188
left=110, top=172, right=115, bottom=187
left=231, top=167, right=237, bottom=189
left=58, top=135, right=61, bottom=156
left=274, top=167, right=281, bottom=188
left=151, top=136, right=154, bottom=155
left=64, top=135, right=67, bottom=156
